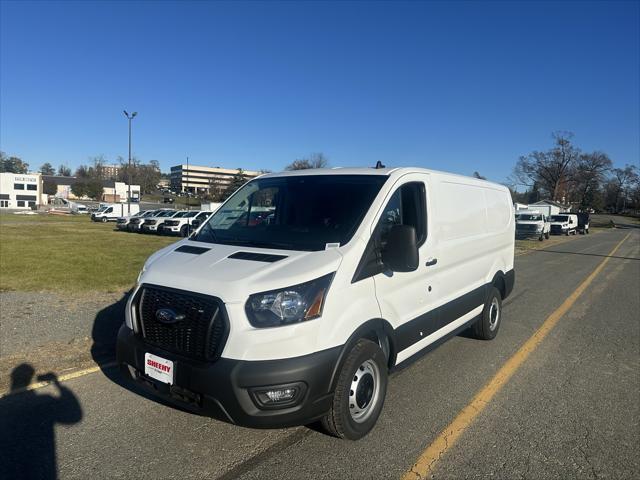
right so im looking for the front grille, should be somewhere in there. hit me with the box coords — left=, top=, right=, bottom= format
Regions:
left=516, top=224, right=537, bottom=232
left=550, top=225, right=563, bottom=233
left=135, top=285, right=228, bottom=361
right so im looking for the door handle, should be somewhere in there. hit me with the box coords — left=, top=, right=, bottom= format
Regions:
left=425, top=258, right=438, bottom=267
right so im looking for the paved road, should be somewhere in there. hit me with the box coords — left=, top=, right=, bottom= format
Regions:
left=1, top=228, right=638, bottom=479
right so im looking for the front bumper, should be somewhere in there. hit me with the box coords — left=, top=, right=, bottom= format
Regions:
left=141, top=224, right=160, bottom=233
left=128, top=223, right=143, bottom=232
left=159, top=225, right=182, bottom=235
left=116, top=325, right=339, bottom=428
left=550, top=226, right=568, bottom=234
left=515, top=229, right=543, bottom=239
left=116, top=223, right=129, bottom=230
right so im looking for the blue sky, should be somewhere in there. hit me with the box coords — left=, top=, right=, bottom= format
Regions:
left=1, top=1, right=638, bottom=183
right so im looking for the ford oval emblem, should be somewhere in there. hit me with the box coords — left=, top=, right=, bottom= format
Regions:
left=155, top=308, right=185, bottom=324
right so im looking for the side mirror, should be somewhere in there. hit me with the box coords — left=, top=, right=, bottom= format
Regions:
left=381, top=225, right=419, bottom=272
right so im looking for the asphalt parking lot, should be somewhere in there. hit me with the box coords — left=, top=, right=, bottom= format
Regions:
left=1, top=227, right=639, bottom=479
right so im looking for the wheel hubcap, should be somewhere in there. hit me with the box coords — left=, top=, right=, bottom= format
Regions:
left=349, top=359, right=381, bottom=423
left=489, top=297, right=500, bottom=331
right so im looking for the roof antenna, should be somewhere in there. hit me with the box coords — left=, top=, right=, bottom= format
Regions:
left=375, top=160, right=385, bottom=169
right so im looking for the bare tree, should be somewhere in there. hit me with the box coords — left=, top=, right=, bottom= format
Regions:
left=513, top=131, right=580, bottom=201
left=573, top=151, right=612, bottom=208
left=285, top=153, right=329, bottom=170
left=610, top=164, right=639, bottom=212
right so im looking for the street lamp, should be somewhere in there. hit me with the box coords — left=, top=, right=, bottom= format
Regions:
left=123, top=110, right=138, bottom=215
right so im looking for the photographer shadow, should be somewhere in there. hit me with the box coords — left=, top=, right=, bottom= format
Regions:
left=0, top=364, right=83, bottom=480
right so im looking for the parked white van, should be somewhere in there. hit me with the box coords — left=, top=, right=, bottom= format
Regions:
left=91, top=203, right=140, bottom=222
left=117, top=167, right=515, bottom=440
left=515, top=210, right=550, bottom=241
left=549, top=213, right=578, bottom=235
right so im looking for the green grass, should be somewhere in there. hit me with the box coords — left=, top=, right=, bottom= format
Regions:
left=0, top=213, right=176, bottom=292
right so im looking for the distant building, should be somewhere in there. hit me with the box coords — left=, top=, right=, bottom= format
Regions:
left=101, top=164, right=121, bottom=179
left=42, top=175, right=140, bottom=202
left=170, top=164, right=260, bottom=193
left=0, top=172, right=42, bottom=209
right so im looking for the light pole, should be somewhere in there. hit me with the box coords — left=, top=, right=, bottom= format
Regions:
left=123, top=110, right=137, bottom=215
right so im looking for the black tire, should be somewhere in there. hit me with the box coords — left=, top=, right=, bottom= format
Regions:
left=586, top=228, right=589, bottom=234
left=320, top=339, right=388, bottom=440
left=101, top=217, right=108, bottom=223
left=180, top=225, right=188, bottom=237
left=472, top=287, right=502, bottom=340
left=538, top=233, right=544, bottom=241
left=545, top=231, right=550, bottom=239
left=565, top=230, right=570, bottom=236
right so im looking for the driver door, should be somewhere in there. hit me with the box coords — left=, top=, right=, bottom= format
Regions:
left=371, top=174, right=440, bottom=359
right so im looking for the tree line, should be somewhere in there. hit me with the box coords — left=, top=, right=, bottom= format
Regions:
left=509, top=131, right=638, bottom=213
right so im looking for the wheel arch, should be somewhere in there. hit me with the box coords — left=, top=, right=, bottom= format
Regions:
left=327, top=318, right=396, bottom=393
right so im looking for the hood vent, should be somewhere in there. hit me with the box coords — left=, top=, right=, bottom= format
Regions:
left=228, top=251, right=287, bottom=263
left=174, top=245, right=211, bottom=255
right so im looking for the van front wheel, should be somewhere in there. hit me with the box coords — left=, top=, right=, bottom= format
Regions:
left=472, top=287, right=502, bottom=340
left=321, top=339, right=387, bottom=440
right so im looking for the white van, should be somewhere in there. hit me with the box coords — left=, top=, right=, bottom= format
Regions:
left=92, top=203, right=140, bottom=222
left=116, top=167, right=515, bottom=440
left=515, top=210, right=550, bottom=241
left=549, top=213, right=578, bottom=235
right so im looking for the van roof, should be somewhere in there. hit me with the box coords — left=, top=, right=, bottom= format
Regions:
left=258, top=167, right=505, bottom=189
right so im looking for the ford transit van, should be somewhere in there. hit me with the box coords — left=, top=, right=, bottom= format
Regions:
left=116, top=167, right=515, bottom=440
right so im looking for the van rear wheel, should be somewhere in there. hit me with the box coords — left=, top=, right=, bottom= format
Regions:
left=101, top=217, right=108, bottom=223
left=320, top=339, right=387, bottom=440
left=472, top=287, right=502, bottom=340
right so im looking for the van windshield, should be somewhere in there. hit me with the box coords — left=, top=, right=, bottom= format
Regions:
left=517, top=214, right=543, bottom=221
left=193, top=175, right=388, bottom=251
left=550, top=215, right=568, bottom=222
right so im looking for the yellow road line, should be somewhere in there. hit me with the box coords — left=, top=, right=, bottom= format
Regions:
left=402, top=232, right=631, bottom=480
left=0, top=361, right=117, bottom=398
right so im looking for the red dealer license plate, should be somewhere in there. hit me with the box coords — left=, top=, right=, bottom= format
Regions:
left=144, top=353, right=174, bottom=385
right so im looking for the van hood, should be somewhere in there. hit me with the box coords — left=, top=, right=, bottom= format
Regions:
left=138, top=240, right=343, bottom=303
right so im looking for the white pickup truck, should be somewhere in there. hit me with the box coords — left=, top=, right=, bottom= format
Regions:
left=158, top=210, right=212, bottom=237
left=515, top=211, right=550, bottom=241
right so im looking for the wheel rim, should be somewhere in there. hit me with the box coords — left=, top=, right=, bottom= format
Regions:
left=489, top=297, right=500, bottom=331
left=349, top=359, right=381, bottom=423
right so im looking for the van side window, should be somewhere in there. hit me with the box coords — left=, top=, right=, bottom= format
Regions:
left=352, top=182, right=427, bottom=282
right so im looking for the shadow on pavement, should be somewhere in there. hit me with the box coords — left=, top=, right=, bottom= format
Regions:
left=90, top=291, right=130, bottom=367
left=536, top=249, right=639, bottom=261
left=0, top=364, right=83, bottom=480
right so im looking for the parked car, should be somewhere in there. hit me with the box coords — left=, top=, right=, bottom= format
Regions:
left=72, top=204, right=89, bottom=214
left=128, top=210, right=164, bottom=232
left=116, top=210, right=152, bottom=231
left=140, top=210, right=179, bottom=233
left=159, top=210, right=212, bottom=237
left=117, top=167, right=515, bottom=440
left=577, top=212, right=590, bottom=234
left=91, top=204, right=140, bottom=222
left=549, top=214, right=578, bottom=235
left=515, top=211, right=550, bottom=241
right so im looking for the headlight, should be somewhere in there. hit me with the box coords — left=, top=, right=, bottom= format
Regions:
left=136, top=265, right=146, bottom=284
left=245, top=273, right=334, bottom=328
